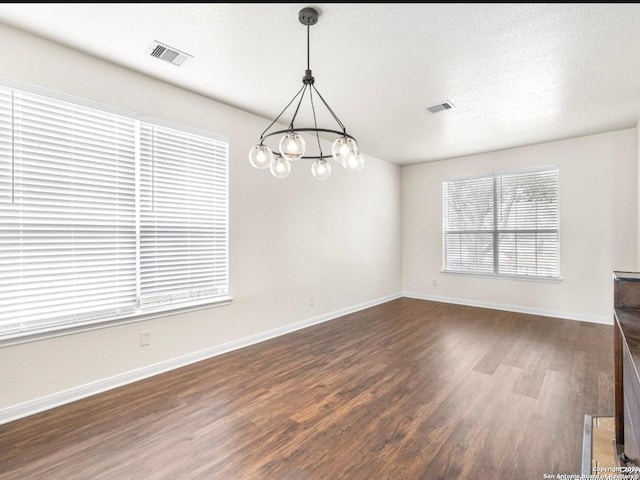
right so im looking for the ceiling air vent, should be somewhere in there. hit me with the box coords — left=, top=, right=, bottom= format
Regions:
left=148, top=41, right=193, bottom=67
left=426, top=101, right=455, bottom=114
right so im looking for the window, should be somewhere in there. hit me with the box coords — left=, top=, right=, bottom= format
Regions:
left=443, top=166, right=559, bottom=278
left=139, top=123, right=228, bottom=307
left=0, top=82, right=229, bottom=340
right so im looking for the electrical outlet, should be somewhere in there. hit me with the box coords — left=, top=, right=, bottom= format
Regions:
left=139, top=331, right=151, bottom=346
left=309, top=296, right=315, bottom=306
left=432, top=279, right=438, bottom=287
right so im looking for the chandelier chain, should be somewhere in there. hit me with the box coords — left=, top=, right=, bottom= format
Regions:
left=311, top=84, right=346, bottom=133
left=289, top=84, right=308, bottom=130
left=259, top=84, right=305, bottom=140
left=309, top=86, right=323, bottom=158
left=307, top=24, right=310, bottom=71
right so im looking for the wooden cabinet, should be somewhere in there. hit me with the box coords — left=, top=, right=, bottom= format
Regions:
left=613, top=271, right=640, bottom=465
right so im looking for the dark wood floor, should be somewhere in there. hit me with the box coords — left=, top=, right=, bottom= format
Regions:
left=0, top=298, right=613, bottom=479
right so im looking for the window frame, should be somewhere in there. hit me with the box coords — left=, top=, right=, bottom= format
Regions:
left=0, top=78, right=232, bottom=346
left=441, top=165, right=561, bottom=281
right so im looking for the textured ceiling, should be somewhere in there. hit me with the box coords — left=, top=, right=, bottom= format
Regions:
left=0, top=3, right=639, bottom=165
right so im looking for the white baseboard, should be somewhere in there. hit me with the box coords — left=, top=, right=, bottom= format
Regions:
left=0, top=292, right=402, bottom=426
left=402, top=291, right=611, bottom=325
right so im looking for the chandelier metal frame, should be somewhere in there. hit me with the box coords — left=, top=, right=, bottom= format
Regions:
left=248, top=7, right=363, bottom=179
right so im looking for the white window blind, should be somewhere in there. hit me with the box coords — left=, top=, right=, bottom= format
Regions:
left=0, top=87, right=12, bottom=204
left=0, top=89, right=137, bottom=336
left=443, top=166, right=559, bottom=278
left=139, top=123, right=229, bottom=308
left=0, top=81, right=229, bottom=340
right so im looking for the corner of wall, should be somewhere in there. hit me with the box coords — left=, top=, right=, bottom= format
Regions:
left=637, top=117, right=640, bottom=270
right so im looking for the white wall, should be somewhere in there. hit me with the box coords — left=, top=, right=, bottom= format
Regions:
left=637, top=117, right=640, bottom=268
left=0, top=25, right=402, bottom=415
left=402, top=129, right=637, bottom=324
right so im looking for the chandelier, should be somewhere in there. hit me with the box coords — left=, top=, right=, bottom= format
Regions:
left=248, top=7, right=364, bottom=180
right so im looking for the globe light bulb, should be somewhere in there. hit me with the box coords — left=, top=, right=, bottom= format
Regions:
left=311, top=159, right=332, bottom=180
left=248, top=144, right=273, bottom=169
left=270, top=156, right=292, bottom=179
left=344, top=153, right=364, bottom=174
left=331, top=136, right=358, bottom=166
left=278, top=132, right=305, bottom=161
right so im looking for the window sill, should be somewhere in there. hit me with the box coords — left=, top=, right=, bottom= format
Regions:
left=441, top=270, right=563, bottom=283
left=0, top=296, right=233, bottom=348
